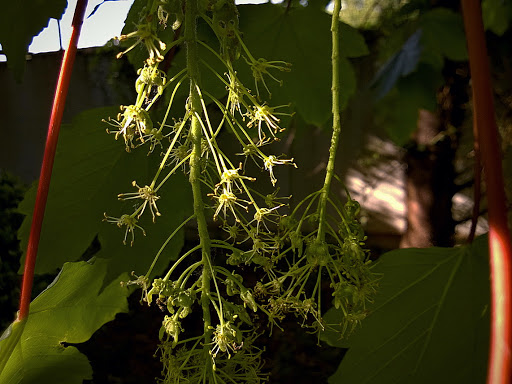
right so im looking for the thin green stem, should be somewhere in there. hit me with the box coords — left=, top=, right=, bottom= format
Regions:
left=317, top=0, right=342, bottom=242
left=185, top=0, right=215, bottom=364
left=150, top=90, right=189, bottom=189
left=157, top=69, right=188, bottom=131
left=144, top=214, right=196, bottom=279
left=177, top=261, right=203, bottom=287
left=195, top=111, right=223, bottom=175
left=163, top=244, right=202, bottom=281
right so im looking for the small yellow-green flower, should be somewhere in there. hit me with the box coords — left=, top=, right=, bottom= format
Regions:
left=216, top=165, right=255, bottom=194
left=105, top=105, right=153, bottom=151
left=263, top=155, right=297, bottom=186
left=115, top=21, right=167, bottom=65
left=210, top=188, right=249, bottom=221
left=103, top=213, right=146, bottom=246
left=118, top=181, right=161, bottom=222
left=136, top=64, right=167, bottom=103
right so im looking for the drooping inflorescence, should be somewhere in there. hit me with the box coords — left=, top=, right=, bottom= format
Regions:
left=103, top=0, right=377, bottom=382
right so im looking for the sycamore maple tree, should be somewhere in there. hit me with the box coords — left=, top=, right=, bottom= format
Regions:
left=0, top=0, right=511, bottom=383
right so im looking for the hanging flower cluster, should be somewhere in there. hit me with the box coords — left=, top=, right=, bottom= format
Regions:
left=103, top=0, right=377, bottom=382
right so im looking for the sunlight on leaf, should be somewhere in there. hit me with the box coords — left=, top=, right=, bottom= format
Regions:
left=0, top=259, right=129, bottom=384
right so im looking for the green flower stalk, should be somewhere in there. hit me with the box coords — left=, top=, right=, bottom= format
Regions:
left=184, top=0, right=215, bottom=360
left=317, top=0, right=343, bottom=243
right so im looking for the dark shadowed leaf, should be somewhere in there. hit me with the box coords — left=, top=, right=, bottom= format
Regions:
left=0, top=0, right=67, bottom=80
left=370, top=29, right=423, bottom=100
left=374, top=64, right=442, bottom=146
left=18, top=107, right=191, bottom=280
left=482, top=0, right=512, bottom=36
left=238, top=3, right=368, bottom=126
left=420, top=8, right=468, bottom=66
left=321, top=236, right=489, bottom=384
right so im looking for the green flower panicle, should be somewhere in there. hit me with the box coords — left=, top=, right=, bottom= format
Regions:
left=103, top=0, right=377, bottom=382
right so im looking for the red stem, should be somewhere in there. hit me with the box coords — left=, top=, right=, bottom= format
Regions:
left=461, top=1, right=512, bottom=383
left=468, top=89, right=481, bottom=244
left=17, top=0, right=88, bottom=321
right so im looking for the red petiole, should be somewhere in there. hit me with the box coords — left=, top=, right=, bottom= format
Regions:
left=461, top=1, right=512, bottom=383
left=17, top=0, right=89, bottom=321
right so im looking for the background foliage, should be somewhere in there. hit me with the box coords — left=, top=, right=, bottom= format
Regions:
left=0, top=172, right=26, bottom=331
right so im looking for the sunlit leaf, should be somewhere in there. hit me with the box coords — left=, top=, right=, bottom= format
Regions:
left=322, top=236, right=489, bottom=384
left=0, top=258, right=129, bottom=384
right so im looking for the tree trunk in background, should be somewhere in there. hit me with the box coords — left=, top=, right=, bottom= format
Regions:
left=400, top=109, right=457, bottom=248
left=400, top=61, right=469, bottom=248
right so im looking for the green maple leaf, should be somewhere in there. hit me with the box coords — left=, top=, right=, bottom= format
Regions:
left=0, top=258, right=129, bottom=384
left=17, top=106, right=191, bottom=280
left=322, top=236, right=490, bottom=384
left=0, top=0, right=67, bottom=81
left=238, top=3, right=368, bottom=126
